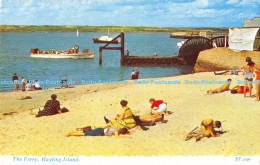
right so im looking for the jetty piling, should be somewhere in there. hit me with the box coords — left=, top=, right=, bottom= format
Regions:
left=98, top=32, right=185, bottom=66
left=99, top=32, right=125, bottom=65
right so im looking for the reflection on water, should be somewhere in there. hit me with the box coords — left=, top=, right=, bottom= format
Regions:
left=0, top=32, right=192, bottom=92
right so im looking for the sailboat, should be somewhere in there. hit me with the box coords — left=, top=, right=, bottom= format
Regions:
left=92, top=28, right=119, bottom=44
left=76, top=30, right=78, bottom=37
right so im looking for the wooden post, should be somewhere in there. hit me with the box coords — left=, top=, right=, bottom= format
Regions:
left=121, top=32, right=125, bottom=65
left=224, top=36, right=227, bottom=47
left=99, top=47, right=102, bottom=65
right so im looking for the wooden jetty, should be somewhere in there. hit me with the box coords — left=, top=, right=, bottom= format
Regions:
left=98, top=32, right=184, bottom=66
left=124, top=56, right=183, bottom=65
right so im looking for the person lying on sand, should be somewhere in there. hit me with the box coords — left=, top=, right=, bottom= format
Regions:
left=230, top=85, right=249, bottom=94
left=36, top=94, right=62, bottom=117
left=207, top=79, right=231, bottom=94
left=149, top=98, right=169, bottom=115
left=185, top=119, right=222, bottom=142
left=66, top=126, right=129, bottom=138
left=105, top=113, right=165, bottom=129
left=108, top=100, right=136, bottom=129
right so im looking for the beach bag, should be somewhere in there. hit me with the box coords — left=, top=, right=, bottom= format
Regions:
left=61, top=107, right=69, bottom=113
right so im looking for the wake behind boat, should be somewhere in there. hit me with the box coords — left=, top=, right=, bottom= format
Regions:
left=30, top=46, right=94, bottom=59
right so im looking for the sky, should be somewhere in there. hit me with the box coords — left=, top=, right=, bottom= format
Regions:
left=0, top=0, right=259, bottom=27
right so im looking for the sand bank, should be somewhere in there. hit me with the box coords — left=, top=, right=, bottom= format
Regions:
left=0, top=72, right=259, bottom=156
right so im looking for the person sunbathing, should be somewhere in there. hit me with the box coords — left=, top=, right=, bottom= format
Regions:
left=230, top=85, right=249, bottom=94
left=207, top=79, right=232, bottom=94
left=185, top=119, right=222, bottom=142
left=66, top=125, right=129, bottom=138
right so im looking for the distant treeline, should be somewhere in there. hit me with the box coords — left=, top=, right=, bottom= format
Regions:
left=0, top=25, right=228, bottom=33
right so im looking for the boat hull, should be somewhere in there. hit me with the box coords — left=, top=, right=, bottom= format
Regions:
left=30, top=52, right=94, bottom=59
left=92, top=38, right=119, bottom=44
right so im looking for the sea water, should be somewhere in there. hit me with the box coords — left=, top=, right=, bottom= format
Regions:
left=0, top=32, right=193, bottom=92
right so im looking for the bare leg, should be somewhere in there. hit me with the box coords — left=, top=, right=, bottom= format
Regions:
left=248, top=79, right=253, bottom=97
left=66, top=130, right=85, bottom=137
left=255, top=82, right=259, bottom=101
left=244, top=79, right=248, bottom=98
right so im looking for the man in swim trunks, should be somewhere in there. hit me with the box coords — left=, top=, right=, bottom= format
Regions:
left=207, top=79, right=232, bottom=94
left=186, top=119, right=222, bottom=142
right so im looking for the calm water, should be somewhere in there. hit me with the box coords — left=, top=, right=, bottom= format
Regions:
left=0, top=32, right=192, bottom=92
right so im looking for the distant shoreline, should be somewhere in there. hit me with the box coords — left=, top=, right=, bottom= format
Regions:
left=0, top=25, right=228, bottom=33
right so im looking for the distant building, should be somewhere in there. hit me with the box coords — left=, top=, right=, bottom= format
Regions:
left=243, top=17, right=260, bottom=28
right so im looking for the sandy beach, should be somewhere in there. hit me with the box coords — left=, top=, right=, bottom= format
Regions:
left=0, top=72, right=259, bottom=156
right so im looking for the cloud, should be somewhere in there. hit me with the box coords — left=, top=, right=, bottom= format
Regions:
left=226, top=0, right=240, bottom=4
left=0, top=0, right=259, bottom=27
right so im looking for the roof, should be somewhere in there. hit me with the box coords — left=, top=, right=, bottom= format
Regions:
left=243, top=17, right=260, bottom=28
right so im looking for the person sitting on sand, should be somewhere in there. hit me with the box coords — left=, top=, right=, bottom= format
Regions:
left=207, top=79, right=231, bottom=94
left=25, top=80, right=33, bottom=91
left=33, top=80, right=42, bottom=90
left=36, top=94, right=62, bottom=117
left=108, top=100, right=136, bottom=129
left=66, top=126, right=128, bottom=137
left=149, top=98, right=168, bottom=115
left=185, top=119, right=222, bottom=142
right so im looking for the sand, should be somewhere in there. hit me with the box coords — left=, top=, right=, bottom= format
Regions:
left=0, top=72, right=259, bottom=156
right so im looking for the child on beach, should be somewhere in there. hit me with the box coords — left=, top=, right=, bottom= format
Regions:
left=185, top=119, right=222, bottom=142
left=206, top=79, right=232, bottom=94
left=149, top=98, right=168, bottom=115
